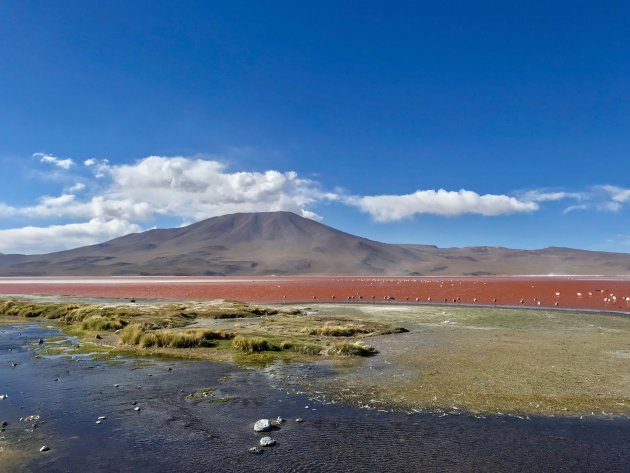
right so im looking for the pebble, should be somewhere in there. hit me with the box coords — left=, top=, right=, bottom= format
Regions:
left=259, top=436, right=276, bottom=447
left=114, top=384, right=120, bottom=388
left=39, top=446, right=50, bottom=452
left=96, top=420, right=102, bottom=424
left=97, top=416, right=106, bottom=420
left=253, top=419, right=272, bottom=432
left=134, top=406, right=140, bottom=411
left=295, top=418, right=303, bottom=423
left=131, top=401, right=138, bottom=405
left=248, top=447, right=262, bottom=454
left=0, top=394, right=7, bottom=400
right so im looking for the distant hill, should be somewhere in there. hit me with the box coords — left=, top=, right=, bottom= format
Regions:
left=0, top=211, right=629, bottom=276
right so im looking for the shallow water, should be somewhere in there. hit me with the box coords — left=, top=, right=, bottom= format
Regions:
left=1, top=324, right=629, bottom=472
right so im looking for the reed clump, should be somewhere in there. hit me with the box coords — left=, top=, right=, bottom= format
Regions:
left=305, top=323, right=372, bottom=337
left=232, top=335, right=279, bottom=352
left=80, top=315, right=127, bottom=331
left=328, top=341, right=377, bottom=357
left=119, top=324, right=233, bottom=349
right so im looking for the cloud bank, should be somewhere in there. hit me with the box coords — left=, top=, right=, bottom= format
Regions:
left=1, top=154, right=627, bottom=254
left=349, top=189, right=538, bottom=221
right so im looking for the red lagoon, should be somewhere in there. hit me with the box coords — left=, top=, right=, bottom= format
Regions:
left=1, top=276, right=630, bottom=312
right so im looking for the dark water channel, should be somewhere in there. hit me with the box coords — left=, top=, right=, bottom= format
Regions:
left=0, top=323, right=628, bottom=472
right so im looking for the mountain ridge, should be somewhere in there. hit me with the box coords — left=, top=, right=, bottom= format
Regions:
left=0, top=211, right=628, bottom=276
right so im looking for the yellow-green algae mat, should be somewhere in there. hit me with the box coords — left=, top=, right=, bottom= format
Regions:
left=303, top=304, right=630, bottom=417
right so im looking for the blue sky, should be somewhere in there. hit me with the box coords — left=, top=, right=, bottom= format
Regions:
left=1, top=1, right=630, bottom=254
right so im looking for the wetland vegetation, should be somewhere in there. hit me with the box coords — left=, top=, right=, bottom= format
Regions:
left=2, top=297, right=629, bottom=417
left=0, top=298, right=391, bottom=363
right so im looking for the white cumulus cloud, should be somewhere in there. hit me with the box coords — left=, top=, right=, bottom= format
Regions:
left=104, top=156, right=329, bottom=221
left=348, top=189, right=538, bottom=221
left=34, top=152, right=74, bottom=170
left=0, top=218, right=141, bottom=255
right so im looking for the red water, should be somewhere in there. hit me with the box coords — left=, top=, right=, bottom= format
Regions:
left=1, top=276, right=630, bottom=312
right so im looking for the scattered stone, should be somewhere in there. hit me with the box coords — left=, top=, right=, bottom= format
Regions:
left=38, top=339, right=44, bottom=345
left=253, top=419, right=272, bottom=432
left=134, top=406, right=140, bottom=411
left=95, top=334, right=102, bottom=340
left=39, top=446, right=50, bottom=452
left=114, top=384, right=120, bottom=388
left=1, top=421, right=7, bottom=427
left=131, top=401, right=137, bottom=405
left=295, top=418, right=303, bottom=423
left=248, top=447, right=263, bottom=454
left=10, top=363, right=18, bottom=367
left=0, top=394, right=7, bottom=400
left=259, top=436, right=276, bottom=447
left=97, top=416, right=106, bottom=420
left=96, top=420, right=102, bottom=424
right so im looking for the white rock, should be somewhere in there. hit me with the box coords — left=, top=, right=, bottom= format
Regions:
left=259, top=436, right=276, bottom=447
left=134, top=406, right=140, bottom=411
left=295, top=418, right=304, bottom=423
left=0, top=394, right=7, bottom=400
left=39, top=446, right=50, bottom=452
left=97, top=416, right=106, bottom=420
left=253, top=419, right=272, bottom=432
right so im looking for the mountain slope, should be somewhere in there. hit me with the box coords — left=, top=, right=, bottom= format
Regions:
left=0, top=211, right=629, bottom=276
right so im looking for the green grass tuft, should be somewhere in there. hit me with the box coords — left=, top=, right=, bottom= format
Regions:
left=232, top=335, right=277, bottom=352
left=329, top=341, right=378, bottom=357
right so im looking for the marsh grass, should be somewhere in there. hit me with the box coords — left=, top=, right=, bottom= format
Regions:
left=232, top=335, right=276, bottom=352
left=81, top=315, right=126, bottom=331
left=2, top=298, right=403, bottom=361
left=329, top=341, right=377, bottom=357
left=119, top=324, right=233, bottom=349
left=305, top=323, right=372, bottom=337
left=119, top=324, right=145, bottom=345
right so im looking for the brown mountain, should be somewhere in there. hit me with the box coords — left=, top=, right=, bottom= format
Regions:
left=0, top=211, right=629, bottom=276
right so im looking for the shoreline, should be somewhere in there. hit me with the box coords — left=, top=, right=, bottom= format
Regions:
left=2, top=296, right=629, bottom=418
